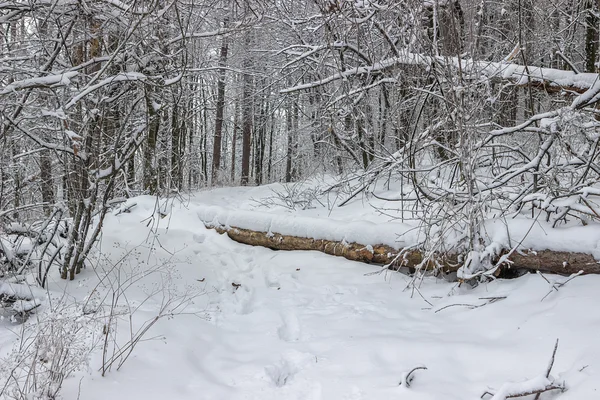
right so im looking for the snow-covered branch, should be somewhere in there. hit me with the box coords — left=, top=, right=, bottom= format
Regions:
left=281, top=51, right=599, bottom=95
left=63, top=72, right=146, bottom=110
left=0, top=71, right=78, bottom=95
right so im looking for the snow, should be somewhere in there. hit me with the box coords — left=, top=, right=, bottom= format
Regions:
left=0, top=281, right=44, bottom=300
left=572, top=79, right=600, bottom=109
left=0, top=72, right=78, bottom=95
left=0, top=237, right=14, bottom=263
left=193, top=182, right=600, bottom=264
left=198, top=205, right=416, bottom=249
left=282, top=50, right=600, bottom=95
left=487, top=375, right=561, bottom=400
left=1, top=185, right=600, bottom=399
left=64, top=72, right=146, bottom=110
left=483, top=217, right=600, bottom=259
left=10, top=299, right=41, bottom=313
left=64, top=130, right=83, bottom=141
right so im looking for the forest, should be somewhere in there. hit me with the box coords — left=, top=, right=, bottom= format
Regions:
left=1, top=1, right=600, bottom=399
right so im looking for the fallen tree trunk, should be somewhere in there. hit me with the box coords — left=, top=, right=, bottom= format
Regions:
left=206, top=224, right=600, bottom=276
left=281, top=51, right=599, bottom=96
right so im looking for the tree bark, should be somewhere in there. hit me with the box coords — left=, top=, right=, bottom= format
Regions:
left=211, top=21, right=229, bottom=185
left=254, top=94, right=267, bottom=185
left=285, top=97, right=294, bottom=182
left=203, top=223, right=600, bottom=276
left=231, top=97, right=239, bottom=183
left=585, top=0, right=599, bottom=73
left=240, top=34, right=253, bottom=185
left=143, top=89, right=159, bottom=194
left=39, top=152, right=54, bottom=216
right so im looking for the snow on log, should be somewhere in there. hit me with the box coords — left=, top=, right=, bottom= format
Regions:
left=198, top=206, right=600, bottom=275
left=197, top=205, right=441, bottom=268
left=197, top=205, right=416, bottom=250
left=212, top=224, right=425, bottom=265
left=0, top=281, right=44, bottom=302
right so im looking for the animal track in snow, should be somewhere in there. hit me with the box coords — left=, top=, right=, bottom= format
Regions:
left=278, top=311, right=301, bottom=342
left=264, top=350, right=315, bottom=387
left=233, top=285, right=255, bottom=315
left=192, top=233, right=206, bottom=243
left=265, top=270, right=280, bottom=288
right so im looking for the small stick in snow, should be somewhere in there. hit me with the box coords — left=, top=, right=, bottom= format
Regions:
left=481, top=338, right=564, bottom=400
left=434, top=303, right=478, bottom=313
left=533, top=339, right=559, bottom=400
left=399, top=366, right=427, bottom=388
left=434, top=296, right=506, bottom=313
left=478, top=296, right=507, bottom=302
left=410, top=284, right=434, bottom=307
left=537, top=270, right=583, bottom=301
left=114, top=202, right=137, bottom=216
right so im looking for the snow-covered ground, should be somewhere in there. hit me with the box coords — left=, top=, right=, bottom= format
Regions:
left=2, top=183, right=600, bottom=399
left=191, top=178, right=600, bottom=261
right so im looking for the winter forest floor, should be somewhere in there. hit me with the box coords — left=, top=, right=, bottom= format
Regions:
left=2, top=178, right=600, bottom=399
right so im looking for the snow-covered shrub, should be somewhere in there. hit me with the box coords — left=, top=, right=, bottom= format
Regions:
left=0, top=242, right=206, bottom=399
left=0, top=299, right=101, bottom=400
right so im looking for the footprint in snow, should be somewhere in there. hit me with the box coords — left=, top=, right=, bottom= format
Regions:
left=265, top=350, right=315, bottom=387
left=192, top=233, right=206, bottom=243
left=278, top=311, right=302, bottom=342
left=238, top=261, right=254, bottom=273
left=191, top=234, right=206, bottom=255
left=265, top=270, right=280, bottom=288
left=233, top=285, right=255, bottom=315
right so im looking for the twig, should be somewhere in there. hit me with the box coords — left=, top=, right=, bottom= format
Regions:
left=399, top=365, right=427, bottom=387
left=481, top=338, right=564, bottom=400
left=533, top=339, right=559, bottom=400
left=482, top=383, right=564, bottom=399
left=114, top=202, right=137, bottom=216
left=538, top=270, right=583, bottom=301
left=434, top=297, right=506, bottom=313
left=478, top=296, right=507, bottom=303
left=434, top=303, right=478, bottom=313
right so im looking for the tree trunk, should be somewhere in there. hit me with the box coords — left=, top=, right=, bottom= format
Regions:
left=171, top=101, right=184, bottom=190
left=40, top=152, right=54, bottom=216
left=585, top=0, right=599, bottom=73
left=201, top=81, right=208, bottom=183
left=285, top=98, right=294, bottom=183
left=231, top=97, right=239, bottom=183
left=267, top=105, right=274, bottom=182
left=211, top=22, right=229, bottom=185
left=143, top=90, right=159, bottom=194
left=240, top=34, right=253, bottom=186
left=254, top=94, right=267, bottom=185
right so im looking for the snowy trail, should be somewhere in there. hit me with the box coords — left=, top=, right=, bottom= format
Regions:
left=47, top=196, right=599, bottom=399
left=0, top=192, right=587, bottom=399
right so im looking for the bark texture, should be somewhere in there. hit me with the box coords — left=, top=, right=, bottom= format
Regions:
left=205, top=224, right=600, bottom=276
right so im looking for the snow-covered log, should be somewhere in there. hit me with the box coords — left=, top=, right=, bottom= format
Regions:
left=0, top=281, right=42, bottom=303
left=208, top=224, right=600, bottom=275
left=198, top=206, right=600, bottom=276
left=211, top=224, right=416, bottom=265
